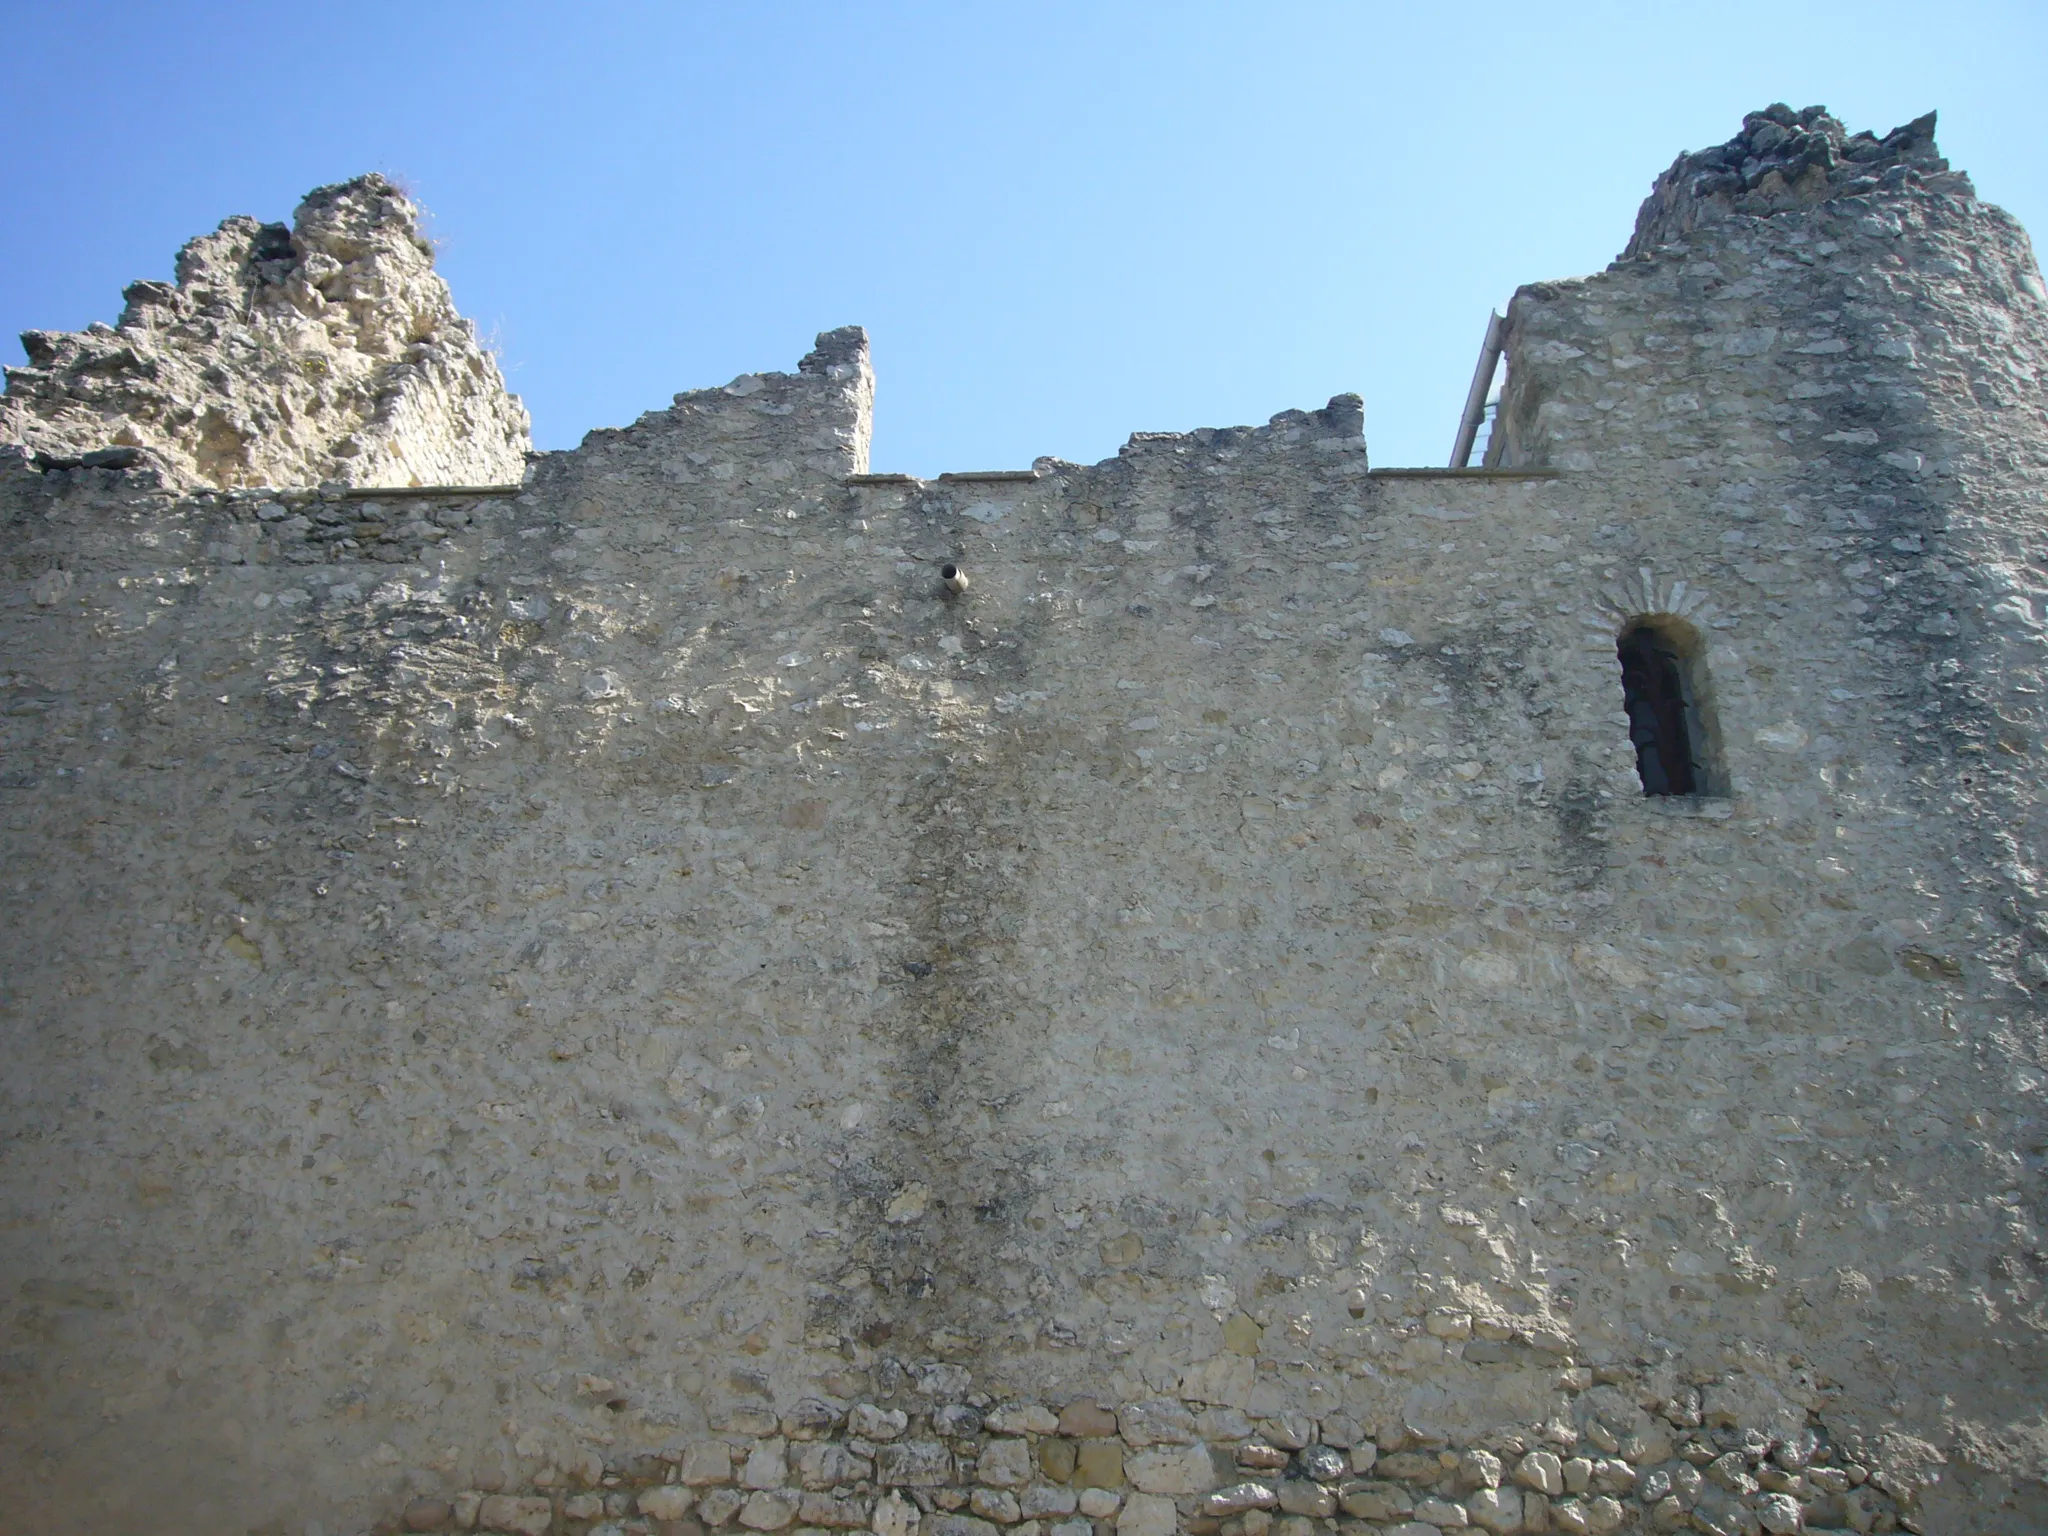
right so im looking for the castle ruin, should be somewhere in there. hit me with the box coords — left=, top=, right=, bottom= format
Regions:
left=2, top=109, right=2046, bottom=1536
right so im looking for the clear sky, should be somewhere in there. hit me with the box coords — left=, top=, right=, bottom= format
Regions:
left=4, top=2, right=2044, bottom=475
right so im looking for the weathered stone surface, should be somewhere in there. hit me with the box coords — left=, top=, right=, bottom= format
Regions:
left=876, top=1441, right=953, bottom=1487
left=699, top=1488, right=748, bottom=1527
left=977, top=1440, right=1034, bottom=1489
left=682, top=1442, right=739, bottom=1486
left=1275, top=1481, right=1336, bottom=1518
left=1058, top=1401, right=1118, bottom=1438
left=1381, top=1453, right=1451, bottom=1484
left=852, top=1405, right=910, bottom=1442
left=1074, top=1441, right=1125, bottom=1490
left=1036, top=1439, right=1077, bottom=1484
left=1466, top=1486, right=1522, bottom=1534
left=871, top=1490, right=918, bottom=1536
left=1625, top=105, right=1956, bottom=258
left=1019, top=1483, right=1077, bottom=1519
left=796, top=1491, right=869, bottom=1527
left=1125, top=1443, right=1215, bottom=1496
left=1755, top=1491, right=1802, bottom=1534
left=745, top=1437, right=790, bottom=1489
left=986, top=1404, right=1059, bottom=1436
left=1341, top=1481, right=1414, bottom=1522
left=478, top=1495, right=552, bottom=1536
left=1114, top=1492, right=1177, bottom=1536
left=1205, top=1482, right=1279, bottom=1516
left=799, top=1441, right=874, bottom=1488
left=1298, top=1445, right=1347, bottom=1483
left=1118, top=1399, right=1198, bottom=1447
left=1459, top=1451, right=1503, bottom=1491
left=0, top=176, right=529, bottom=489
left=1238, top=1442, right=1290, bottom=1472
left=1514, top=1453, right=1564, bottom=1497
left=967, top=1487, right=1019, bottom=1524
left=741, top=1490, right=799, bottom=1530
left=1178, top=1352, right=1255, bottom=1408
left=640, top=1486, right=697, bottom=1521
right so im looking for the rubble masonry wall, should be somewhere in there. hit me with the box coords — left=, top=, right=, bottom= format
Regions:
left=1, top=113, right=2045, bottom=1536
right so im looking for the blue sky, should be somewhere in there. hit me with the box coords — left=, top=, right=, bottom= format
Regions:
left=4, top=2, right=2044, bottom=474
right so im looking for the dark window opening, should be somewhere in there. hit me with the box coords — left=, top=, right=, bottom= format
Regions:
left=1618, top=623, right=1701, bottom=796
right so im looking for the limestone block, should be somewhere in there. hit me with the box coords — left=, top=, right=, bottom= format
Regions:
left=871, top=1490, right=918, bottom=1536
left=1125, top=1442, right=1215, bottom=1495
left=1020, top=1484, right=1078, bottom=1519
left=1075, top=1440, right=1125, bottom=1488
left=1115, top=1493, right=1177, bottom=1536
left=799, top=1492, right=872, bottom=1528
left=978, top=1439, right=1035, bottom=1488
left=1118, top=1399, right=1198, bottom=1446
left=700, top=1490, right=748, bottom=1527
left=1460, top=1450, right=1504, bottom=1490
left=1178, top=1353, right=1255, bottom=1408
left=1036, top=1438, right=1077, bottom=1483
left=745, top=1437, right=790, bottom=1489
left=877, top=1440, right=954, bottom=1487
left=987, top=1403, right=1059, bottom=1435
left=681, top=1441, right=739, bottom=1485
left=1059, top=1401, right=1119, bottom=1438
left=741, top=1490, right=799, bottom=1531
left=1276, top=1481, right=1336, bottom=1518
left=1342, top=1481, right=1414, bottom=1521
left=854, top=1404, right=911, bottom=1442
left=1204, top=1482, right=1279, bottom=1515
left=933, top=1403, right=986, bottom=1437
left=1515, top=1452, right=1564, bottom=1496
left=640, top=1486, right=696, bottom=1521
left=477, top=1496, right=552, bottom=1536
left=800, top=1441, right=875, bottom=1488
left=1077, top=1489, right=1122, bottom=1518
left=969, top=1488, right=1020, bottom=1524
left=1756, top=1492, right=1802, bottom=1534
left=1467, top=1486, right=1523, bottom=1533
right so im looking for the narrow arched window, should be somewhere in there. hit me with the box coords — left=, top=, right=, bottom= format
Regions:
left=1618, top=621, right=1711, bottom=796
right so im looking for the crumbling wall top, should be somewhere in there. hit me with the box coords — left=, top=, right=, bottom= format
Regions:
left=0, top=173, right=531, bottom=491
left=1623, top=104, right=1969, bottom=258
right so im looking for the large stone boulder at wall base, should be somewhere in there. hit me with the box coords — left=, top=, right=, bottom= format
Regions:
left=2, top=109, right=2046, bottom=1536
left=0, top=173, right=530, bottom=490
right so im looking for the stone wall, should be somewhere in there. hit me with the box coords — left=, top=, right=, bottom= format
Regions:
left=0, top=175, right=530, bottom=490
left=1, top=112, right=2045, bottom=1536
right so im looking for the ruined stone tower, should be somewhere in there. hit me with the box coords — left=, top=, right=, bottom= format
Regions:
left=2, top=108, right=2045, bottom=1536
left=0, top=174, right=529, bottom=490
